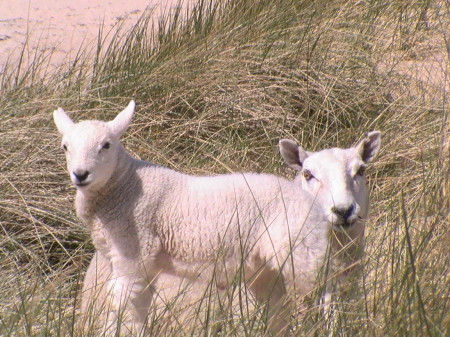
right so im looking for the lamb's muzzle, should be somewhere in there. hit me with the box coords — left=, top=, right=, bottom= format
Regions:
left=73, top=170, right=90, bottom=185
left=332, top=204, right=356, bottom=227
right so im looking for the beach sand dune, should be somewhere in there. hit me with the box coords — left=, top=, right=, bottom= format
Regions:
left=0, top=0, right=189, bottom=72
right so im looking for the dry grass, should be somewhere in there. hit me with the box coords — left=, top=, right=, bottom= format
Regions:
left=0, top=0, right=448, bottom=336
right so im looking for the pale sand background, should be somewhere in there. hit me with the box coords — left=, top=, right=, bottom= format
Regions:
left=0, top=0, right=447, bottom=93
left=0, top=0, right=192, bottom=72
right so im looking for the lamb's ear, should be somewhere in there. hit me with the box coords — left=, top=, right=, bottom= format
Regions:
left=356, top=131, right=381, bottom=163
left=279, top=139, right=308, bottom=171
left=53, top=108, right=74, bottom=135
left=108, top=100, right=135, bottom=138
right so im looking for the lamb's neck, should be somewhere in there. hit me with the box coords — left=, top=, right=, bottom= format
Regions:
left=329, top=223, right=365, bottom=276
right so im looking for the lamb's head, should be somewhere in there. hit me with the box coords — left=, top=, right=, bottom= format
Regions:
left=53, top=101, right=135, bottom=191
left=279, top=132, right=381, bottom=230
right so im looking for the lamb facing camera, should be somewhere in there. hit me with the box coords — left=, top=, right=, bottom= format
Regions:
left=53, top=101, right=380, bottom=336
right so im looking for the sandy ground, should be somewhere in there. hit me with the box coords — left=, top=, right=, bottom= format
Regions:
left=0, top=0, right=190, bottom=72
left=0, top=0, right=447, bottom=94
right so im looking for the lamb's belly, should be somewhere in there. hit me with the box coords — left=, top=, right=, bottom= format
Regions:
left=165, top=255, right=240, bottom=289
left=161, top=233, right=259, bottom=289
left=166, top=240, right=230, bottom=268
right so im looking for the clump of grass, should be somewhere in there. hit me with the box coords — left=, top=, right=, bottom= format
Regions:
left=0, top=0, right=448, bottom=336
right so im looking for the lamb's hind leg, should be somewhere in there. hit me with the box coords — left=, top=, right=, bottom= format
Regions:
left=248, top=266, right=290, bottom=337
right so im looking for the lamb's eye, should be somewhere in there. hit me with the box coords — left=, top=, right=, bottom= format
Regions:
left=303, top=169, right=313, bottom=181
left=62, top=144, right=68, bottom=152
left=102, top=142, right=110, bottom=150
left=356, top=166, right=366, bottom=176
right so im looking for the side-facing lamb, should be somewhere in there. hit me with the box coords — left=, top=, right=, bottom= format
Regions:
left=53, top=101, right=381, bottom=336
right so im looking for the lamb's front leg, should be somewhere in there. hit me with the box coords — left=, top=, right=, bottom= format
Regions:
left=248, top=266, right=289, bottom=337
left=106, top=260, right=154, bottom=336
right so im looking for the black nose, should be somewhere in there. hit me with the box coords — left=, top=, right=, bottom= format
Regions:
left=331, top=205, right=354, bottom=220
left=73, top=171, right=89, bottom=183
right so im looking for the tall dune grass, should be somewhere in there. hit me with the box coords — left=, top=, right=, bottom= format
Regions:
left=0, top=0, right=448, bottom=336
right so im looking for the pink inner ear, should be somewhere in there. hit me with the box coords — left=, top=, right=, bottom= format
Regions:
left=280, top=139, right=303, bottom=170
left=360, top=134, right=380, bottom=163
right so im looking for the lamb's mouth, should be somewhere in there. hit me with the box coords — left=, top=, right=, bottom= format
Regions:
left=75, top=182, right=90, bottom=187
left=333, top=221, right=352, bottom=229
left=333, top=216, right=362, bottom=230
left=338, top=221, right=353, bottom=228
